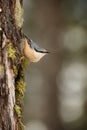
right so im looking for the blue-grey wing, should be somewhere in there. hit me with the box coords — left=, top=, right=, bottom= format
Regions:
left=29, top=39, right=49, bottom=53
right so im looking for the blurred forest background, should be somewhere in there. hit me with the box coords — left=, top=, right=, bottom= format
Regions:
left=23, top=0, right=87, bottom=130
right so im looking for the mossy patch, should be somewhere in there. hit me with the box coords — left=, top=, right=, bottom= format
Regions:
left=15, top=58, right=27, bottom=130
left=14, top=105, right=25, bottom=130
left=14, top=105, right=22, bottom=118
left=15, top=77, right=26, bottom=130
left=16, top=78, right=26, bottom=104
left=13, top=65, right=18, bottom=77
left=7, top=43, right=16, bottom=60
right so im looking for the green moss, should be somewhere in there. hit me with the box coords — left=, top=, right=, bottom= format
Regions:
left=7, top=43, right=16, bottom=60
left=14, top=105, right=25, bottom=130
left=15, top=78, right=26, bottom=130
left=14, top=105, right=22, bottom=118
left=19, top=119, right=25, bottom=130
left=16, top=78, right=26, bottom=104
left=21, top=58, right=28, bottom=68
left=15, top=58, right=27, bottom=130
left=13, top=65, right=18, bottom=76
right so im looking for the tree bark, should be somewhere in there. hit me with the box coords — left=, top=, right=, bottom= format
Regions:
left=0, top=0, right=24, bottom=130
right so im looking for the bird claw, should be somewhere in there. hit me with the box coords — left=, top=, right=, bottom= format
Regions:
left=19, top=56, right=25, bottom=62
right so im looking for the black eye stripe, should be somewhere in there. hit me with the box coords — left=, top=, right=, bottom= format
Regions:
left=35, top=48, right=50, bottom=53
left=35, top=48, right=45, bottom=53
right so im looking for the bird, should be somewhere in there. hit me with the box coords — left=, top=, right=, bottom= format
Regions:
left=22, top=37, right=49, bottom=62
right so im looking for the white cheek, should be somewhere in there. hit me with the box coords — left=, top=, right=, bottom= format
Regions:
left=34, top=51, right=46, bottom=60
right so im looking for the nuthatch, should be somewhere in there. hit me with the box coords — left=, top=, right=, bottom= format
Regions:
left=22, top=37, right=49, bottom=62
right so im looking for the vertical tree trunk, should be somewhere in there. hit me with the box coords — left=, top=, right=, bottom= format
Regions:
left=0, top=0, right=24, bottom=130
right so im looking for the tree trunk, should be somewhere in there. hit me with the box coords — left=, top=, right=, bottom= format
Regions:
left=0, top=0, right=24, bottom=130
